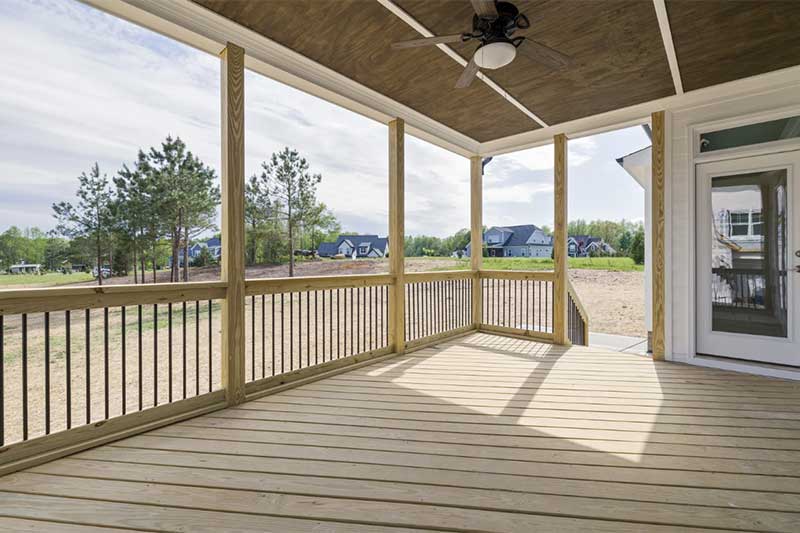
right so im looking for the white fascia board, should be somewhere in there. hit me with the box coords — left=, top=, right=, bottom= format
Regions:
left=479, top=64, right=800, bottom=156
left=81, top=0, right=481, bottom=157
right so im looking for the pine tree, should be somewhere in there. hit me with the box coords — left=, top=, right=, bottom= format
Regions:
left=147, top=137, right=219, bottom=282
left=257, top=148, right=322, bottom=277
left=52, top=163, right=114, bottom=285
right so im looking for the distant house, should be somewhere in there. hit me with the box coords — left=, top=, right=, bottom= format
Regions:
left=8, top=262, right=42, bottom=275
left=317, top=235, right=389, bottom=259
left=464, top=225, right=553, bottom=258
left=567, top=235, right=616, bottom=257
left=169, top=237, right=222, bottom=268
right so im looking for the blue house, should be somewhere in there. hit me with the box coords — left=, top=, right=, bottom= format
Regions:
left=169, top=237, right=222, bottom=267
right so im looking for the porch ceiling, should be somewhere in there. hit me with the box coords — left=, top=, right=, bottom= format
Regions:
left=191, top=0, right=800, bottom=145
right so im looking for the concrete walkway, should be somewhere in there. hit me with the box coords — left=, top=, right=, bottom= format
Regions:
left=589, top=332, right=648, bottom=355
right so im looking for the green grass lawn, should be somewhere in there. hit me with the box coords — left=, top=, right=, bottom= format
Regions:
left=436, top=256, right=644, bottom=272
left=0, top=272, right=94, bottom=288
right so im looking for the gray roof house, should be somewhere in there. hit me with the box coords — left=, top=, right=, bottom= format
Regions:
left=568, top=235, right=616, bottom=257
left=317, top=235, right=389, bottom=259
left=465, top=225, right=553, bottom=258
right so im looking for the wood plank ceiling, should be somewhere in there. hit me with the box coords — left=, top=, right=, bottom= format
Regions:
left=665, top=0, right=800, bottom=92
left=193, top=0, right=800, bottom=144
left=194, top=0, right=537, bottom=142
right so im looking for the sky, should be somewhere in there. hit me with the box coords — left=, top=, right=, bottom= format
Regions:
left=0, top=0, right=650, bottom=238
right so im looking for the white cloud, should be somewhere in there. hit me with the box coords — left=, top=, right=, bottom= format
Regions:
left=0, top=0, right=648, bottom=239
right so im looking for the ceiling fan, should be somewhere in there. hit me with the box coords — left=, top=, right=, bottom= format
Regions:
left=391, top=0, right=571, bottom=89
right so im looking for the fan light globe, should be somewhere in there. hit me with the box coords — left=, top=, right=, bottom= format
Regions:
left=473, top=42, right=517, bottom=70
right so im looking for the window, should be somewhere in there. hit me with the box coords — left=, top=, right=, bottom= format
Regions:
left=751, top=211, right=763, bottom=236
left=730, top=211, right=750, bottom=236
left=700, top=114, right=800, bottom=153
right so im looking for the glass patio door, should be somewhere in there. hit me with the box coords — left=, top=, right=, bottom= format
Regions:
left=696, top=151, right=800, bottom=365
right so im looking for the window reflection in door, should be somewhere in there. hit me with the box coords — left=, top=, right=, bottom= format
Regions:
left=710, top=170, right=788, bottom=337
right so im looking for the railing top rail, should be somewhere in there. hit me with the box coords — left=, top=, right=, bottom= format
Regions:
left=567, top=279, right=589, bottom=325
left=0, top=281, right=228, bottom=315
left=479, top=269, right=555, bottom=281
left=245, top=273, right=395, bottom=295
left=404, top=270, right=476, bottom=283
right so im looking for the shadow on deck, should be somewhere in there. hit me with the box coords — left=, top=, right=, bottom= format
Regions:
left=1, top=332, right=799, bottom=532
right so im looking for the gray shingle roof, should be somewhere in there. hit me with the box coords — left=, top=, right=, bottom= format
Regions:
left=317, top=235, right=388, bottom=257
left=487, top=225, right=551, bottom=247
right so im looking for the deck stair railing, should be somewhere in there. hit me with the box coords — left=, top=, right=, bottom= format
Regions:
left=567, top=280, right=590, bottom=346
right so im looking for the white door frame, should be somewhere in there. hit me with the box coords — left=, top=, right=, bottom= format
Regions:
left=695, top=151, right=798, bottom=365
left=686, top=106, right=800, bottom=377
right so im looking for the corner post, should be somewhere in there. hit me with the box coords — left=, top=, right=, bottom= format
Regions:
left=220, top=42, right=246, bottom=405
left=553, top=134, right=569, bottom=345
left=651, top=111, right=666, bottom=360
left=388, top=119, right=405, bottom=353
left=470, top=155, right=483, bottom=328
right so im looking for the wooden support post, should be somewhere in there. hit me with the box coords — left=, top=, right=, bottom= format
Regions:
left=651, top=111, right=666, bottom=361
left=553, top=134, right=568, bottom=345
left=220, top=42, right=246, bottom=405
left=388, top=119, right=405, bottom=353
left=470, top=155, right=483, bottom=328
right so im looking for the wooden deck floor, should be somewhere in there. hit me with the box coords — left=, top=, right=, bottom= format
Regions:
left=1, top=332, right=799, bottom=532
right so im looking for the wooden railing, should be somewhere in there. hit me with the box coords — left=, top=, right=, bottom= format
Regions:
left=567, top=280, right=590, bottom=346
left=0, top=269, right=591, bottom=475
left=478, top=270, right=554, bottom=340
left=404, top=271, right=474, bottom=347
left=0, top=282, right=227, bottom=474
left=243, top=274, right=393, bottom=393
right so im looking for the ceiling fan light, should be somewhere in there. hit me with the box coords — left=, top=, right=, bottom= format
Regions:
left=473, top=41, right=516, bottom=70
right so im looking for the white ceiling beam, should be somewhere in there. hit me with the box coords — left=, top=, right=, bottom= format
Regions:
left=376, top=0, right=549, bottom=128
left=653, top=0, right=684, bottom=96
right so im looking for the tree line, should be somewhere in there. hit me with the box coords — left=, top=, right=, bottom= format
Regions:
left=567, top=219, right=644, bottom=263
left=0, top=139, right=340, bottom=284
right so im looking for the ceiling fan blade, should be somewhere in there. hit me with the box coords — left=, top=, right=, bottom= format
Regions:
left=518, top=38, right=571, bottom=69
left=391, top=34, right=465, bottom=49
left=470, top=0, right=498, bottom=19
left=455, top=56, right=480, bottom=89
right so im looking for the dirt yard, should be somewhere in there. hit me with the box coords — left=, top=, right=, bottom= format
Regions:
left=569, top=269, right=646, bottom=338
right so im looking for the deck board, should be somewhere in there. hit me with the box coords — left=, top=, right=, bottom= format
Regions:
left=1, top=332, right=799, bottom=532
